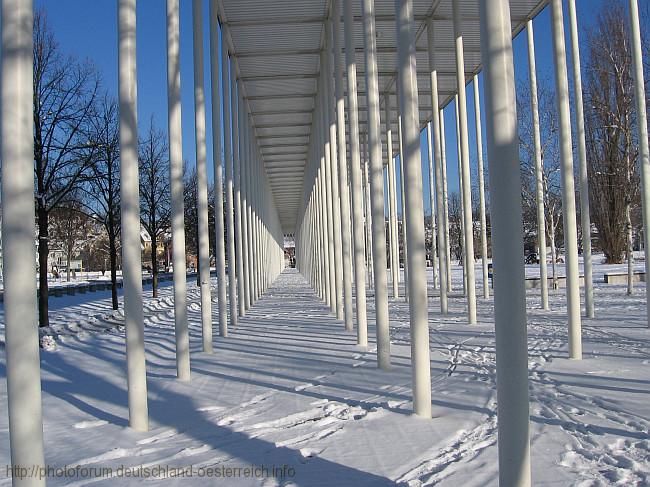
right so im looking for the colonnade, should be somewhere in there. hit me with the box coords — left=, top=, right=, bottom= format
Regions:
left=2, top=0, right=285, bottom=485
left=2, top=1, right=650, bottom=486
left=293, top=0, right=650, bottom=486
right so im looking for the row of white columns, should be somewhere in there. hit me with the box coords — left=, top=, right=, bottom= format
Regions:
left=3, top=1, right=650, bottom=487
left=1, top=0, right=286, bottom=484
left=294, top=0, right=650, bottom=486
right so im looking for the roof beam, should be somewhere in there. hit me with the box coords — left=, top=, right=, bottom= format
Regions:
left=234, top=46, right=481, bottom=59
left=244, top=93, right=315, bottom=101
left=252, top=109, right=313, bottom=116
left=254, top=122, right=312, bottom=129
left=241, top=73, right=318, bottom=82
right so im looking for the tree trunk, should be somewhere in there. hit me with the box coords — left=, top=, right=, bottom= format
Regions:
left=549, top=213, right=558, bottom=290
left=67, top=245, right=72, bottom=282
left=626, top=203, right=634, bottom=295
left=151, top=232, right=158, bottom=298
left=38, top=207, right=50, bottom=327
left=196, top=251, right=201, bottom=286
left=108, top=229, right=119, bottom=310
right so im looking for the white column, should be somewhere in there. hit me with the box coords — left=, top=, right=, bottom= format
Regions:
left=209, top=0, right=228, bottom=336
left=526, top=21, right=550, bottom=311
left=2, top=0, right=48, bottom=478
left=385, top=96, right=400, bottom=298
left=363, top=134, right=375, bottom=289
left=473, top=76, right=489, bottom=300
left=318, top=131, right=332, bottom=308
left=332, top=1, right=354, bottom=332
left=232, top=77, right=246, bottom=317
left=221, top=47, right=239, bottom=328
left=567, top=0, right=594, bottom=318
left=452, top=0, right=477, bottom=324
left=167, top=0, right=190, bottom=380
left=395, top=0, right=432, bottom=417
left=117, top=0, right=149, bottom=433
left=245, top=116, right=257, bottom=305
left=238, top=92, right=251, bottom=311
left=480, top=0, right=531, bottom=484
left=426, top=121, right=439, bottom=289
left=343, top=0, right=369, bottom=346
left=455, top=95, right=467, bottom=296
left=426, top=18, right=449, bottom=314
left=192, top=0, right=213, bottom=352
left=550, top=0, right=582, bottom=359
left=318, top=164, right=331, bottom=305
left=440, top=110, right=452, bottom=289
left=361, top=0, right=391, bottom=370
left=325, top=19, right=345, bottom=321
left=629, top=0, right=650, bottom=328
left=397, top=113, right=409, bottom=302
left=320, top=75, right=337, bottom=313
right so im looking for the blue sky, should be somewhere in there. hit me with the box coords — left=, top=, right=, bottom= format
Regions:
left=34, top=0, right=609, bottom=217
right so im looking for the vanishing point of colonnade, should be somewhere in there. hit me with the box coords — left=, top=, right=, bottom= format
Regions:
left=1, top=1, right=649, bottom=486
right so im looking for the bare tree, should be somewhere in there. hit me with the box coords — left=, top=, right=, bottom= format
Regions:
left=139, top=119, right=171, bottom=298
left=83, top=95, right=121, bottom=309
left=33, top=11, right=100, bottom=326
left=184, top=166, right=201, bottom=282
left=49, top=197, right=92, bottom=282
left=585, top=3, right=642, bottom=267
left=518, top=75, right=564, bottom=285
left=448, top=192, right=463, bottom=262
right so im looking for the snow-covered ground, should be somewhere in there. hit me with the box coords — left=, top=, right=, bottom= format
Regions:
left=0, top=260, right=648, bottom=486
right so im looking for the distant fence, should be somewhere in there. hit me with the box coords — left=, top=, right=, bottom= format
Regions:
left=0, top=270, right=217, bottom=303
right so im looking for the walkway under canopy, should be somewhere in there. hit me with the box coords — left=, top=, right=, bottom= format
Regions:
left=1, top=0, right=649, bottom=486
left=218, top=0, right=547, bottom=232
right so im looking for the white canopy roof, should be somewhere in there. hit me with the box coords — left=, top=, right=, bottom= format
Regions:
left=216, top=0, right=548, bottom=233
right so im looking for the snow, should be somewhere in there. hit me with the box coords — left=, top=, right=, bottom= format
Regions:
left=0, top=259, right=649, bottom=486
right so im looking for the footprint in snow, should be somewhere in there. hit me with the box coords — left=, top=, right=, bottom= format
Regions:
left=137, top=429, right=177, bottom=445
left=197, top=405, right=224, bottom=413
left=299, top=447, right=322, bottom=463
left=73, top=420, right=108, bottom=429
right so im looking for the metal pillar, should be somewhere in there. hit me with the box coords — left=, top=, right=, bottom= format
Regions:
left=550, top=0, right=582, bottom=359
left=455, top=95, right=467, bottom=297
left=325, top=18, right=345, bottom=321
left=245, top=116, right=258, bottom=306
left=116, top=0, right=150, bottom=433
left=362, top=134, right=375, bottom=289
left=192, top=0, right=213, bottom=352
left=629, top=0, right=650, bottom=328
left=480, top=0, right=531, bottom=484
left=167, top=0, right=190, bottom=380
left=453, top=0, right=477, bottom=324
left=361, top=0, right=391, bottom=370
left=332, top=1, right=354, bottom=332
left=343, top=0, right=369, bottom=346
left=385, top=96, right=401, bottom=298
left=426, top=121, right=439, bottom=290
left=473, top=75, right=489, bottom=300
left=320, top=72, right=337, bottom=314
left=221, top=47, right=239, bottom=328
left=238, top=92, right=252, bottom=311
left=567, top=0, right=594, bottom=318
left=232, top=77, right=246, bottom=317
left=209, top=0, right=228, bottom=336
left=440, top=110, right=452, bottom=289
left=2, top=0, right=48, bottom=479
left=397, top=114, right=410, bottom=302
left=426, top=17, right=449, bottom=314
left=526, top=20, right=549, bottom=311
left=395, top=0, right=432, bottom=417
